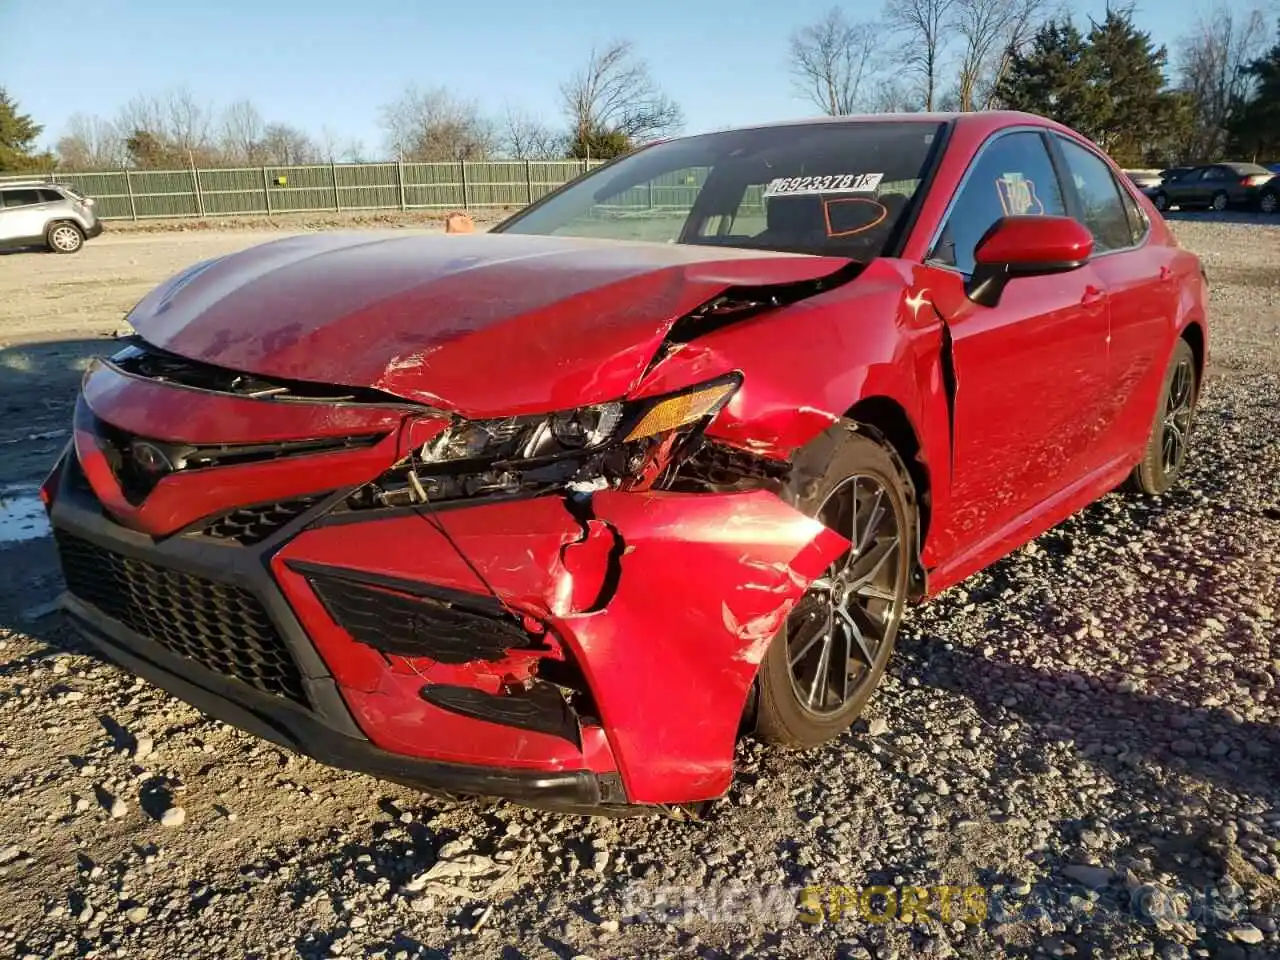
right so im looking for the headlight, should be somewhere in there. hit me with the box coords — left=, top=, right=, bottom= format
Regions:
left=418, top=376, right=740, bottom=466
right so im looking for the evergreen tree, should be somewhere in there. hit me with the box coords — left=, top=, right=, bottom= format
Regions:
left=1229, top=21, right=1280, bottom=160
left=995, top=20, right=1110, bottom=141
left=0, top=88, right=50, bottom=172
left=1086, top=7, right=1186, bottom=166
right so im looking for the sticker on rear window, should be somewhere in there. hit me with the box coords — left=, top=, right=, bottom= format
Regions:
left=763, top=173, right=884, bottom=197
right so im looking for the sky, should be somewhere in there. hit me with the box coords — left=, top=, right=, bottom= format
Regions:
left=0, top=0, right=1237, bottom=156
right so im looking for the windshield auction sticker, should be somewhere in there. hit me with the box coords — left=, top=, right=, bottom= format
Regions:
left=763, top=173, right=885, bottom=197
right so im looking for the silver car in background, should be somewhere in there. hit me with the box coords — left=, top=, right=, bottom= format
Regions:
left=0, top=181, right=103, bottom=253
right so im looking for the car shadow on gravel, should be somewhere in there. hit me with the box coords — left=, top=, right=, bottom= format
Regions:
left=903, top=634, right=1280, bottom=923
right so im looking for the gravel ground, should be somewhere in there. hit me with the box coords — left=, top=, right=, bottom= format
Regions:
left=0, top=216, right=1277, bottom=960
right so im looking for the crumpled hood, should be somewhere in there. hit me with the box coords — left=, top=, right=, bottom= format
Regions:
left=125, top=231, right=851, bottom=417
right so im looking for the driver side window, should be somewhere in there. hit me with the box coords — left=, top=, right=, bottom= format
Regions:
left=931, top=131, right=1067, bottom=275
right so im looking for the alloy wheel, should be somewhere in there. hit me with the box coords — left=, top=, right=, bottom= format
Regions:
left=1261, top=193, right=1278, bottom=215
left=51, top=225, right=81, bottom=252
left=1211, top=193, right=1228, bottom=212
left=1162, top=357, right=1195, bottom=474
left=785, top=474, right=906, bottom=716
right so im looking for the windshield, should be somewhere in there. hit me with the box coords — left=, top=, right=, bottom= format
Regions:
left=496, top=121, right=946, bottom=260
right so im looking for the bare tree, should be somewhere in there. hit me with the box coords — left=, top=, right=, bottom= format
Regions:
left=260, top=123, right=319, bottom=165
left=116, top=87, right=216, bottom=164
left=951, top=0, right=1052, bottom=111
left=1176, top=3, right=1270, bottom=159
left=55, top=113, right=126, bottom=170
left=500, top=106, right=564, bottom=159
left=163, top=87, right=215, bottom=161
left=380, top=85, right=496, bottom=162
left=883, top=0, right=959, bottom=110
left=788, top=8, right=879, bottom=115
left=560, top=40, right=683, bottom=154
left=868, top=76, right=926, bottom=113
left=219, top=100, right=266, bottom=164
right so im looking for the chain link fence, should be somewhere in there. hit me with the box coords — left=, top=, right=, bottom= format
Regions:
left=0, top=160, right=608, bottom=221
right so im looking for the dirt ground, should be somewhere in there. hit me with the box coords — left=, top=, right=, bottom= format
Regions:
left=0, top=216, right=1278, bottom=960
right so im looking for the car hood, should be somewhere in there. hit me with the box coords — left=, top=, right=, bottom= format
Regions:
left=125, top=231, right=852, bottom=417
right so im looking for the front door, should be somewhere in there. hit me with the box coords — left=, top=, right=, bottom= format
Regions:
left=919, top=129, right=1112, bottom=563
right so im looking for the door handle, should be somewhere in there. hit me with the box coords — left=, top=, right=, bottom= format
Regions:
left=1082, top=284, right=1105, bottom=304
left=1159, top=265, right=1173, bottom=281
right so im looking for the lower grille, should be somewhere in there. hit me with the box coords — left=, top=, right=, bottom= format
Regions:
left=55, top=531, right=307, bottom=704
left=304, top=569, right=533, bottom=664
left=198, top=494, right=330, bottom=546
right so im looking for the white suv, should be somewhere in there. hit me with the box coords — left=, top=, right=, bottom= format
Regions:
left=0, top=181, right=103, bottom=253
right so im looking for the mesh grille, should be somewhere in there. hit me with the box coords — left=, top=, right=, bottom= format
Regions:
left=55, top=531, right=307, bottom=704
left=198, top=495, right=329, bottom=546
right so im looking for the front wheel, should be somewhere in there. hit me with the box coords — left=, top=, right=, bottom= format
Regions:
left=46, top=222, right=84, bottom=254
left=754, top=427, right=916, bottom=748
left=1152, top=192, right=1169, bottom=212
left=1126, top=338, right=1198, bottom=495
left=1260, top=191, right=1278, bottom=215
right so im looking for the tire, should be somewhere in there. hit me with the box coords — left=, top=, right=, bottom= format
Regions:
left=1126, top=338, right=1198, bottom=496
left=1210, top=191, right=1229, bottom=212
left=754, top=425, right=916, bottom=748
left=46, top=222, right=84, bottom=254
left=1152, top=192, right=1169, bottom=212
left=1260, top=191, right=1278, bottom=215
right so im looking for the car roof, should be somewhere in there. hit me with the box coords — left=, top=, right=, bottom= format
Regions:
left=665, top=110, right=1071, bottom=141
left=0, top=180, right=60, bottom=189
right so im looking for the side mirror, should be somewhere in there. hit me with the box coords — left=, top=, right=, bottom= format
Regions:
left=967, top=215, right=1094, bottom=307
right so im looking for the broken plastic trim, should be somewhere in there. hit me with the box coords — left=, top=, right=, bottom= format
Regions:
left=108, top=337, right=423, bottom=407
left=663, top=439, right=792, bottom=495
left=662, top=260, right=864, bottom=347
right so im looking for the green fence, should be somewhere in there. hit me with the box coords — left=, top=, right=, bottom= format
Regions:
left=0, top=160, right=605, bottom=221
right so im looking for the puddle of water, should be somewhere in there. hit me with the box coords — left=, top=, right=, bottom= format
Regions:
left=0, top=486, right=51, bottom=544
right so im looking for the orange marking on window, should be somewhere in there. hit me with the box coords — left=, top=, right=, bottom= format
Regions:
left=821, top=197, right=888, bottom=238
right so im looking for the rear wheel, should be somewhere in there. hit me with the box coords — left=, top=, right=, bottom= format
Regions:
left=1210, top=191, right=1229, bottom=212
left=1152, top=192, right=1169, bottom=212
left=754, top=427, right=916, bottom=748
left=1126, top=338, right=1198, bottom=495
left=46, top=222, right=84, bottom=254
left=1260, top=191, right=1278, bottom=215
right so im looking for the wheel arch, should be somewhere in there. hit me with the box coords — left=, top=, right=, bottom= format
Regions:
left=843, top=395, right=931, bottom=599
left=1179, top=319, right=1206, bottom=386
left=46, top=218, right=84, bottom=236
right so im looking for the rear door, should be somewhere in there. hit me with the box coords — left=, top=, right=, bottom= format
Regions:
left=1052, top=135, right=1175, bottom=465
left=918, top=128, right=1112, bottom=559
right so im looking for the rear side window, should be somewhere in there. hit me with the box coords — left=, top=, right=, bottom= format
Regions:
left=1117, top=183, right=1147, bottom=246
left=2, top=189, right=42, bottom=208
left=1056, top=138, right=1134, bottom=253
left=39, top=188, right=64, bottom=203
left=931, top=130, right=1067, bottom=275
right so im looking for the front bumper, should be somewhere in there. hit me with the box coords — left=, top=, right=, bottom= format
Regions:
left=85, top=219, right=104, bottom=239
left=48, top=361, right=848, bottom=808
left=50, top=464, right=623, bottom=811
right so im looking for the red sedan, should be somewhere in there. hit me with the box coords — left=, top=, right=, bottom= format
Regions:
left=44, top=111, right=1207, bottom=813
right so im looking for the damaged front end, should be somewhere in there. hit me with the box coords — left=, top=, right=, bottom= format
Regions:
left=302, top=367, right=850, bottom=805
left=50, top=247, right=865, bottom=811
